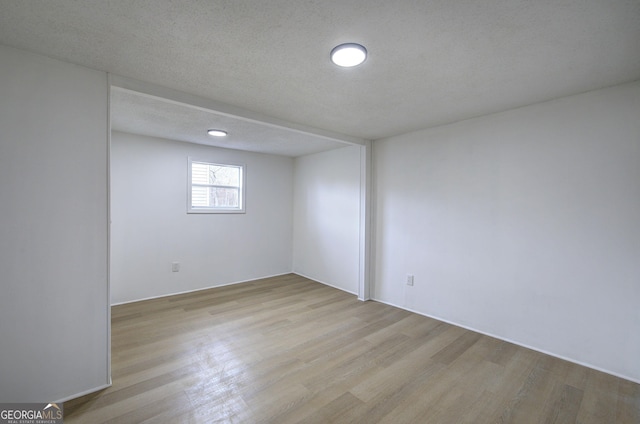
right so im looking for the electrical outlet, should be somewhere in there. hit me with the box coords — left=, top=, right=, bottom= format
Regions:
left=172, top=262, right=180, bottom=272
left=406, top=274, right=414, bottom=286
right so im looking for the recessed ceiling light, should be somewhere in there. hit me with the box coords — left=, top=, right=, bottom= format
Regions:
left=207, top=129, right=227, bottom=137
left=330, top=43, right=367, bottom=67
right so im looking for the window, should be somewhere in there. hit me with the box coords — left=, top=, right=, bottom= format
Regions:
left=188, top=158, right=245, bottom=213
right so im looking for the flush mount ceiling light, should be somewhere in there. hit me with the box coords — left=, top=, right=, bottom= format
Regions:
left=330, top=43, right=367, bottom=67
left=207, top=129, right=227, bottom=137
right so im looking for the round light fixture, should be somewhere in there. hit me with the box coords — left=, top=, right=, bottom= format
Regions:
left=207, top=129, right=227, bottom=137
left=330, top=43, right=367, bottom=67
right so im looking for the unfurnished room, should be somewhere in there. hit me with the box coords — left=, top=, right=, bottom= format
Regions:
left=0, top=1, right=639, bottom=423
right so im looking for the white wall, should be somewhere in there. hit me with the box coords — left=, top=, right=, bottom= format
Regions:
left=373, top=81, right=640, bottom=382
left=293, top=146, right=361, bottom=294
left=110, top=131, right=293, bottom=304
left=0, top=46, right=109, bottom=401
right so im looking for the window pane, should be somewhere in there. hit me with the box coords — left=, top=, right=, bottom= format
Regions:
left=192, top=162, right=210, bottom=185
left=209, top=165, right=240, bottom=186
left=209, top=187, right=239, bottom=207
left=191, top=186, right=209, bottom=207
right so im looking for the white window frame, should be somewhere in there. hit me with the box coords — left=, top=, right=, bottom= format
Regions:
left=187, top=157, right=246, bottom=214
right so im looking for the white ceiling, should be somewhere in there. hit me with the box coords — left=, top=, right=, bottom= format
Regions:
left=1, top=0, right=639, bottom=155
left=111, top=88, right=351, bottom=156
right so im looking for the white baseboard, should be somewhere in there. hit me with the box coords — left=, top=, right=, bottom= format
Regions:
left=292, top=272, right=358, bottom=296
left=112, top=274, right=639, bottom=385
left=371, top=297, right=640, bottom=385
left=111, top=272, right=293, bottom=306
left=56, top=381, right=112, bottom=403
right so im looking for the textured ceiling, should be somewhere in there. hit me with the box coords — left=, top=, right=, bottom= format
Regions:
left=111, top=88, right=350, bottom=157
left=1, top=0, right=639, bottom=152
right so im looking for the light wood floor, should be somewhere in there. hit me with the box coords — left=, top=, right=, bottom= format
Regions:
left=65, top=274, right=639, bottom=423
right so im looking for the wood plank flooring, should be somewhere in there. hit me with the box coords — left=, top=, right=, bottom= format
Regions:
left=64, top=274, right=640, bottom=423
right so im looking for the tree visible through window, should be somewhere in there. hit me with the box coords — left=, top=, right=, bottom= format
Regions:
left=188, top=159, right=245, bottom=213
